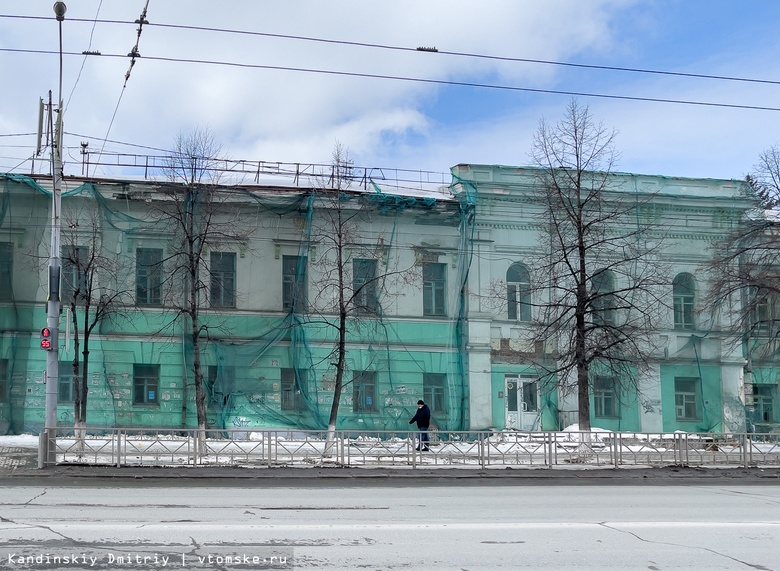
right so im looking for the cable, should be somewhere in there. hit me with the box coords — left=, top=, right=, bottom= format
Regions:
left=65, top=0, right=103, bottom=112
left=65, top=132, right=171, bottom=153
left=1, top=154, right=35, bottom=174
left=90, top=0, right=150, bottom=178
left=141, top=22, right=780, bottom=88
left=123, top=1, right=149, bottom=86
left=2, top=13, right=780, bottom=87
left=2, top=47, right=779, bottom=113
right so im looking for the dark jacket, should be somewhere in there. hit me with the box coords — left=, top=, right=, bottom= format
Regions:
left=409, top=404, right=431, bottom=429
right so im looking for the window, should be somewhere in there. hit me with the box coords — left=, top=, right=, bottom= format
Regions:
left=0, top=359, right=7, bottom=402
left=592, top=270, right=616, bottom=326
left=207, top=365, right=236, bottom=405
left=674, top=377, right=700, bottom=421
left=506, top=262, right=531, bottom=321
left=673, top=273, right=696, bottom=330
left=755, top=385, right=775, bottom=423
left=750, top=288, right=776, bottom=338
left=281, top=368, right=307, bottom=412
left=423, top=373, right=446, bottom=414
left=133, top=364, right=159, bottom=405
left=353, top=258, right=378, bottom=314
left=136, top=248, right=162, bottom=306
left=423, top=262, right=446, bottom=317
left=61, top=245, right=89, bottom=305
left=210, top=251, right=236, bottom=308
left=594, top=376, right=619, bottom=418
left=352, top=371, right=377, bottom=413
left=58, top=361, right=76, bottom=403
left=282, top=255, right=307, bottom=311
left=0, top=242, right=13, bottom=301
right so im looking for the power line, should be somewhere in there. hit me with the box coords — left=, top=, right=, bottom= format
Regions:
left=66, top=132, right=171, bottom=153
left=2, top=13, right=780, bottom=87
left=65, top=0, right=103, bottom=112
left=90, top=0, right=150, bottom=178
left=140, top=22, right=780, bottom=88
left=2, top=47, right=779, bottom=113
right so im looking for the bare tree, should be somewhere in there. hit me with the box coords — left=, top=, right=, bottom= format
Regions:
left=705, top=144, right=780, bottom=353
left=704, top=206, right=780, bottom=346
left=156, top=127, right=248, bottom=446
left=526, top=99, right=666, bottom=431
left=747, top=146, right=780, bottom=209
left=61, top=203, right=126, bottom=449
left=305, top=143, right=413, bottom=453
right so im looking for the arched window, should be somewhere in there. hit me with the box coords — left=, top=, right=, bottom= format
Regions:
left=672, top=273, right=695, bottom=330
left=506, top=263, right=531, bottom=321
left=592, top=270, right=616, bottom=326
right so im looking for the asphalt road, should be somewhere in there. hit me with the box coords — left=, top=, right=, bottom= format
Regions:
left=1, top=478, right=779, bottom=570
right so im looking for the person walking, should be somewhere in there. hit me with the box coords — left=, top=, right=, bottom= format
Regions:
left=409, top=399, right=431, bottom=451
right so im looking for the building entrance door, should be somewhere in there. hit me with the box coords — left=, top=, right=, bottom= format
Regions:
left=505, top=375, right=540, bottom=430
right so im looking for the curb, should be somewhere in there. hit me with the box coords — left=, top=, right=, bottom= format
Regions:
left=3, top=463, right=780, bottom=483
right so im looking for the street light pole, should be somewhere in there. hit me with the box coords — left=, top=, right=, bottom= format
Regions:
left=42, top=1, right=67, bottom=467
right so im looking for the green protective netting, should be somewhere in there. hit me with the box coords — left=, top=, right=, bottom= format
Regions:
left=0, top=173, right=474, bottom=435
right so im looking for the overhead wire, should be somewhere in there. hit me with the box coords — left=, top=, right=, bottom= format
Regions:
left=66, top=132, right=170, bottom=153
left=2, top=13, right=780, bottom=87
left=1, top=47, right=778, bottom=113
left=90, top=0, right=150, bottom=178
left=64, top=0, right=103, bottom=112
left=2, top=10, right=780, bottom=178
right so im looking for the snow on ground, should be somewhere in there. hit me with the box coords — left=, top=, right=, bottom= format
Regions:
left=0, top=434, right=39, bottom=448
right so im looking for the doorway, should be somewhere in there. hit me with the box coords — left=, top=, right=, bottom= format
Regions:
left=505, top=375, right=540, bottom=430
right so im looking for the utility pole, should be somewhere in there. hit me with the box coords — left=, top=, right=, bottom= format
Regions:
left=41, top=1, right=67, bottom=467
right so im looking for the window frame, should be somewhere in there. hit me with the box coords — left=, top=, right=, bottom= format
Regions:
left=672, top=273, right=696, bottom=330
left=280, top=368, right=307, bottom=412
left=593, top=376, right=619, bottom=419
left=353, top=258, right=379, bottom=315
left=210, top=251, right=237, bottom=309
left=0, top=242, right=12, bottom=301
left=592, top=269, right=616, bottom=326
left=282, top=255, right=307, bottom=312
left=506, top=262, right=531, bottom=322
left=136, top=247, right=163, bottom=307
left=754, top=385, right=775, bottom=423
left=352, top=371, right=377, bottom=413
left=58, top=361, right=76, bottom=403
left=423, top=262, right=447, bottom=317
left=750, top=288, right=776, bottom=338
left=133, top=364, right=160, bottom=406
left=207, top=364, right=236, bottom=405
left=423, top=372, right=447, bottom=415
left=61, top=245, right=90, bottom=306
left=674, top=377, right=700, bottom=421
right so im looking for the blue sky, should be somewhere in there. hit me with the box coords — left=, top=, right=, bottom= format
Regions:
left=2, top=1, right=780, bottom=183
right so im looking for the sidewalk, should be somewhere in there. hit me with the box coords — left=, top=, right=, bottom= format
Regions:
left=3, top=446, right=780, bottom=482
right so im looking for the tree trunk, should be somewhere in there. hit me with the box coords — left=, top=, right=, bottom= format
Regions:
left=324, top=307, right=347, bottom=458
left=192, top=316, right=206, bottom=455
left=70, top=304, right=84, bottom=455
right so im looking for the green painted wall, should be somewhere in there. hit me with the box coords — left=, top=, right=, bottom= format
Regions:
left=660, top=364, right=723, bottom=432
left=589, top=386, right=641, bottom=433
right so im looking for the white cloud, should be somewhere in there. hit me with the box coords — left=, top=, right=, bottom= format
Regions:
left=3, top=0, right=778, bottom=183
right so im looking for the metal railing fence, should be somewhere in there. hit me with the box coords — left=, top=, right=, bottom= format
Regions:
left=38, top=428, right=780, bottom=469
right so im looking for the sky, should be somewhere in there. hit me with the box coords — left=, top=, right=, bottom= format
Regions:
left=2, top=1, right=780, bottom=185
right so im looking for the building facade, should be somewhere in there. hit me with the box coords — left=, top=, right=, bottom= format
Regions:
left=0, top=166, right=774, bottom=435
left=454, top=164, right=761, bottom=434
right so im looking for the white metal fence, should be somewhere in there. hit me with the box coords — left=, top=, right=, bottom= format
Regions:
left=38, top=428, right=780, bottom=469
